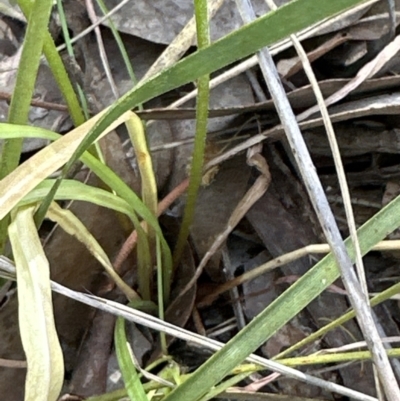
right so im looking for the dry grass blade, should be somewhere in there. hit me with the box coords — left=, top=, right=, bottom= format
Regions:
left=85, top=0, right=119, bottom=99
left=8, top=206, right=63, bottom=401
left=198, top=240, right=400, bottom=307
left=142, top=0, right=225, bottom=81
left=298, top=34, right=400, bottom=121
left=271, top=0, right=380, bottom=391
left=46, top=202, right=138, bottom=301
left=176, top=145, right=271, bottom=300
left=266, top=0, right=366, bottom=294
left=0, top=109, right=132, bottom=219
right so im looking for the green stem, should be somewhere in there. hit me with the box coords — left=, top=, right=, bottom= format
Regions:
left=0, top=0, right=54, bottom=252
left=173, top=0, right=210, bottom=267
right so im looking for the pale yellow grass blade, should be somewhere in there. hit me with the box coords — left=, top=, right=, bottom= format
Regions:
left=8, top=205, right=63, bottom=401
left=46, top=202, right=138, bottom=301
left=0, top=109, right=132, bottom=220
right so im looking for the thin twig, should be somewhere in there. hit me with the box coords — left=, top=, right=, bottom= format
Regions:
left=113, top=178, right=189, bottom=271
left=0, top=358, right=27, bottom=368
left=175, top=146, right=271, bottom=300
left=85, top=0, right=119, bottom=99
left=56, top=0, right=132, bottom=52
left=0, top=91, right=68, bottom=112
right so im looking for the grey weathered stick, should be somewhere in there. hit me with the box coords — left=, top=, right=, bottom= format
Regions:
left=235, top=1, right=400, bottom=400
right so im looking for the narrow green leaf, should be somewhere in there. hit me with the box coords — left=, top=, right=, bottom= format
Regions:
left=64, top=0, right=368, bottom=173
left=163, top=194, right=400, bottom=401
left=1, top=0, right=53, bottom=175
left=276, top=348, right=400, bottom=367
left=12, top=0, right=86, bottom=228
left=95, top=0, right=141, bottom=90
left=0, top=0, right=53, bottom=251
left=115, top=317, right=148, bottom=401
left=20, top=180, right=137, bottom=220
left=173, top=0, right=211, bottom=267
left=275, top=281, right=400, bottom=360
left=0, top=124, right=60, bottom=142
left=17, top=0, right=85, bottom=126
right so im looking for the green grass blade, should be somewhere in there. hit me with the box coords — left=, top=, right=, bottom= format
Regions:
left=5, top=0, right=52, bottom=127
left=42, top=31, right=87, bottom=126
left=274, top=281, right=400, bottom=360
left=33, top=0, right=89, bottom=227
left=172, top=0, right=210, bottom=267
left=276, top=348, right=400, bottom=367
left=82, top=153, right=172, bottom=284
left=0, top=0, right=53, bottom=251
left=56, top=0, right=74, bottom=56
left=199, top=372, right=253, bottom=401
left=115, top=317, right=148, bottom=401
left=17, top=0, right=85, bottom=126
left=15, top=0, right=87, bottom=227
left=163, top=194, right=400, bottom=401
left=0, top=124, right=61, bottom=142
left=62, top=0, right=368, bottom=176
left=20, top=180, right=137, bottom=220
left=156, top=235, right=167, bottom=353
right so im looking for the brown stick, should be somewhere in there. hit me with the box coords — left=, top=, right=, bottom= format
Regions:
left=113, top=178, right=189, bottom=271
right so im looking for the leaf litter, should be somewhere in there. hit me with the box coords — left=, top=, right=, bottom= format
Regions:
left=2, top=0, right=400, bottom=400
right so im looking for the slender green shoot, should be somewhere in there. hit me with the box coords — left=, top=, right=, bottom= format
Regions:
left=17, top=0, right=85, bottom=126
left=157, top=235, right=167, bottom=354
left=199, top=372, right=254, bottom=401
left=173, top=0, right=210, bottom=267
left=0, top=0, right=53, bottom=252
left=115, top=317, right=148, bottom=401
left=274, top=281, right=400, bottom=360
left=277, top=348, right=400, bottom=367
